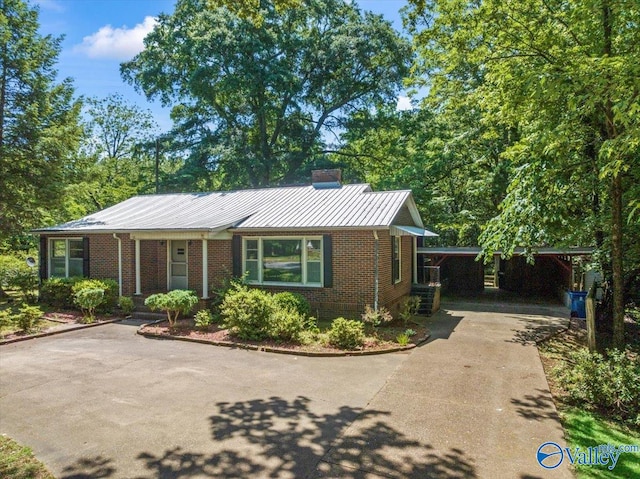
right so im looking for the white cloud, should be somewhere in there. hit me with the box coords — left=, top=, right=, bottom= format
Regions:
left=73, top=16, right=157, bottom=60
left=396, top=96, right=413, bottom=111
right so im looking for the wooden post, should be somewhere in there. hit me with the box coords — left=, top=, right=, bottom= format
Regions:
left=586, top=283, right=597, bottom=352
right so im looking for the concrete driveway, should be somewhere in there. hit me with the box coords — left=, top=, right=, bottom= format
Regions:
left=0, top=300, right=573, bottom=478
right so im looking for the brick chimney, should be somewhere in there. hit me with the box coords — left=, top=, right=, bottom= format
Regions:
left=311, top=169, right=342, bottom=189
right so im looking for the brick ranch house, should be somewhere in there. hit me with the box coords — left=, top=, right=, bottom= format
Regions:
left=33, top=172, right=437, bottom=318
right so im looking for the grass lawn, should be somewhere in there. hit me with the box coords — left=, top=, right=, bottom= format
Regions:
left=0, top=436, right=54, bottom=479
left=538, top=323, right=640, bottom=479
left=561, top=407, right=640, bottom=479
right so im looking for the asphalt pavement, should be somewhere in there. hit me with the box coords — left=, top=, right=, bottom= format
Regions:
left=0, top=301, right=573, bottom=478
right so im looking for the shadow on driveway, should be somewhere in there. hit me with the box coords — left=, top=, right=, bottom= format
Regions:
left=60, top=396, right=476, bottom=479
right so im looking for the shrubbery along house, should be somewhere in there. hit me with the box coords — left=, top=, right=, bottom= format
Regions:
left=33, top=170, right=437, bottom=318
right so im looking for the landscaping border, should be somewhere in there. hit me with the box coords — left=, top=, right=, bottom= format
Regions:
left=0, top=317, right=125, bottom=346
left=137, top=321, right=431, bottom=357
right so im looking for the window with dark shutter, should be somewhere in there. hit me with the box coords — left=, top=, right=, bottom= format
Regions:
left=392, top=236, right=401, bottom=284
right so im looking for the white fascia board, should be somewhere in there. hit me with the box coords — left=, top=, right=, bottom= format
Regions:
left=405, top=194, right=425, bottom=228
left=129, top=229, right=232, bottom=240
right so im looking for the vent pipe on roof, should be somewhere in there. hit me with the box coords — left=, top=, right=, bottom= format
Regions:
left=311, top=169, right=342, bottom=189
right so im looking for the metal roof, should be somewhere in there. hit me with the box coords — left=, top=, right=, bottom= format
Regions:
left=390, top=225, right=439, bottom=237
left=35, top=184, right=429, bottom=234
left=417, top=247, right=594, bottom=256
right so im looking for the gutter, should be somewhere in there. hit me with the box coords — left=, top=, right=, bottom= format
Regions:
left=113, top=233, right=123, bottom=297
left=373, top=231, right=379, bottom=311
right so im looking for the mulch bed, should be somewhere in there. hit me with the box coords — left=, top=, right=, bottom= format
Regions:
left=1, top=311, right=119, bottom=343
left=139, top=319, right=430, bottom=356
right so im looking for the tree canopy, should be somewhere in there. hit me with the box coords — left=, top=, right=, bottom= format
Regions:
left=405, top=0, right=640, bottom=346
left=121, top=0, right=411, bottom=189
left=0, top=0, right=82, bottom=242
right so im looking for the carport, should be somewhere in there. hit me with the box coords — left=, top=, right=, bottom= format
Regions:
left=418, top=247, right=594, bottom=299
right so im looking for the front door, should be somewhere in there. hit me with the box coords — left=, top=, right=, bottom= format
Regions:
left=169, top=240, right=188, bottom=290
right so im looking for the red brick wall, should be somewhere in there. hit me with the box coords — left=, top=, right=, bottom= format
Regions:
left=208, top=239, right=233, bottom=291
left=236, top=230, right=413, bottom=319
left=140, top=240, right=160, bottom=292
left=42, top=230, right=413, bottom=318
left=377, top=232, right=413, bottom=316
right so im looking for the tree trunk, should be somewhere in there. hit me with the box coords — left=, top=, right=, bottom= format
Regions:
left=611, top=172, right=625, bottom=347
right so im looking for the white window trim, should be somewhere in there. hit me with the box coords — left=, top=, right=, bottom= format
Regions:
left=49, top=237, right=83, bottom=278
left=243, top=236, right=323, bottom=287
left=393, top=235, right=402, bottom=284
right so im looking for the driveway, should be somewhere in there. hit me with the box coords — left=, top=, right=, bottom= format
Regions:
left=0, top=301, right=572, bottom=478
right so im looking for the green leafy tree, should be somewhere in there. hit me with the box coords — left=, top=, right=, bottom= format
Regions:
left=0, top=0, right=82, bottom=239
left=121, top=0, right=411, bottom=189
left=338, top=105, right=512, bottom=246
left=406, top=0, right=640, bottom=347
left=62, top=94, right=171, bottom=217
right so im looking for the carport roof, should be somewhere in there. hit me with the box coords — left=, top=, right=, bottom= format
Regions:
left=418, top=247, right=594, bottom=256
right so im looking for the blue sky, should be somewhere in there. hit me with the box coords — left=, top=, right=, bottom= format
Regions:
left=34, top=0, right=411, bottom=133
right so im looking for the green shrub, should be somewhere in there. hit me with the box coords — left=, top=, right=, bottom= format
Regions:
left=220, top=286, right=275, bottom=340
left=0, top=309, right=14, bottom=328
left=396, top=332, right=410, bottom=346
left=118, top=296, right=135, bottom=315
left=72, top=279, right=118, bottom=313
left=40, top=277, right=79, bottom=309
left=328, top=317, right=365, bottom=350
left=361, top=305, right=393, bottom=329
left=269, top=308, right=306, bottom=342
left=399, top=296, right=421, bottom=325
left=273, top=292, right=310, bottom=318
left=210, top=273, right=247, bottom=320
left=15, top=304, right=43, bottom=332
left=74, top=288, right=105, bottom=323
left=554, top=348, right=640, bottom=426
left=145, top=290, right=199, bottom=326
left=405, top=328, right=417, bottom=337
left=0, top=254, right=38, bottom=302
left=194, top=309, right=214, bottom=329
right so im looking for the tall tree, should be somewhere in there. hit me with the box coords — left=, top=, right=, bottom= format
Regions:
left=121, top=0, right=411, bottom=188
left=338, top=104, right=513, bottom=246
left=0, top=0, right=82, bottom=240
left=62, top=94, right=178, bottom=217
left=406, top=0, right=640, bottom=347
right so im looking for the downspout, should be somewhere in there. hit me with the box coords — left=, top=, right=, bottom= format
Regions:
left=373, top=231, right=379, bottom=311
left=113, top=233, right=123, bottom=298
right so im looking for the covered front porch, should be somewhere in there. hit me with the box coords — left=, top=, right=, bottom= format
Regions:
left=116, top=231, right=233, bottom=300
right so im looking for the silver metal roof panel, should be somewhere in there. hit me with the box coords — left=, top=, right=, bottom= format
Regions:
left=35, top=184, right=426, bottom=233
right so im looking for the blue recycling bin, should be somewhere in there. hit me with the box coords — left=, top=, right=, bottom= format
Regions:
left=568, top=291, right=587, bottom=319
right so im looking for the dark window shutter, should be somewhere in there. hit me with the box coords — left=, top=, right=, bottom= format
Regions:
left=232, top=235, right=242, bottom=277
left=82, top=237, right=90, bottom=278
left=39, top=236, right=48, bottom=281
left=391, top=236, right=398, bottom=285
left=323, top=234, right=332, bottom=288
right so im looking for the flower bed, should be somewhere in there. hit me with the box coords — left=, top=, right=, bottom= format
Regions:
left=139, top=319, right=430, bottom=356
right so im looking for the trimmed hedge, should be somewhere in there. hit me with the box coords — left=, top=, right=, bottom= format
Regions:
left=328, top=317, right=365, bottom=350
left=72, top=279, right=118, bottom=313
left=41, top=277, right=118, bottom=313
left=220, top=287, right=275, bottom=340
left=273, top=291, right=311, bottom=318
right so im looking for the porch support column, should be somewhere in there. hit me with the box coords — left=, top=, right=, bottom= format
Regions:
left=202, top=239, right=209, bottom=299
left=135, top=239, right=141, bottom=295
left=412, top=236, right=418, bottom=284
